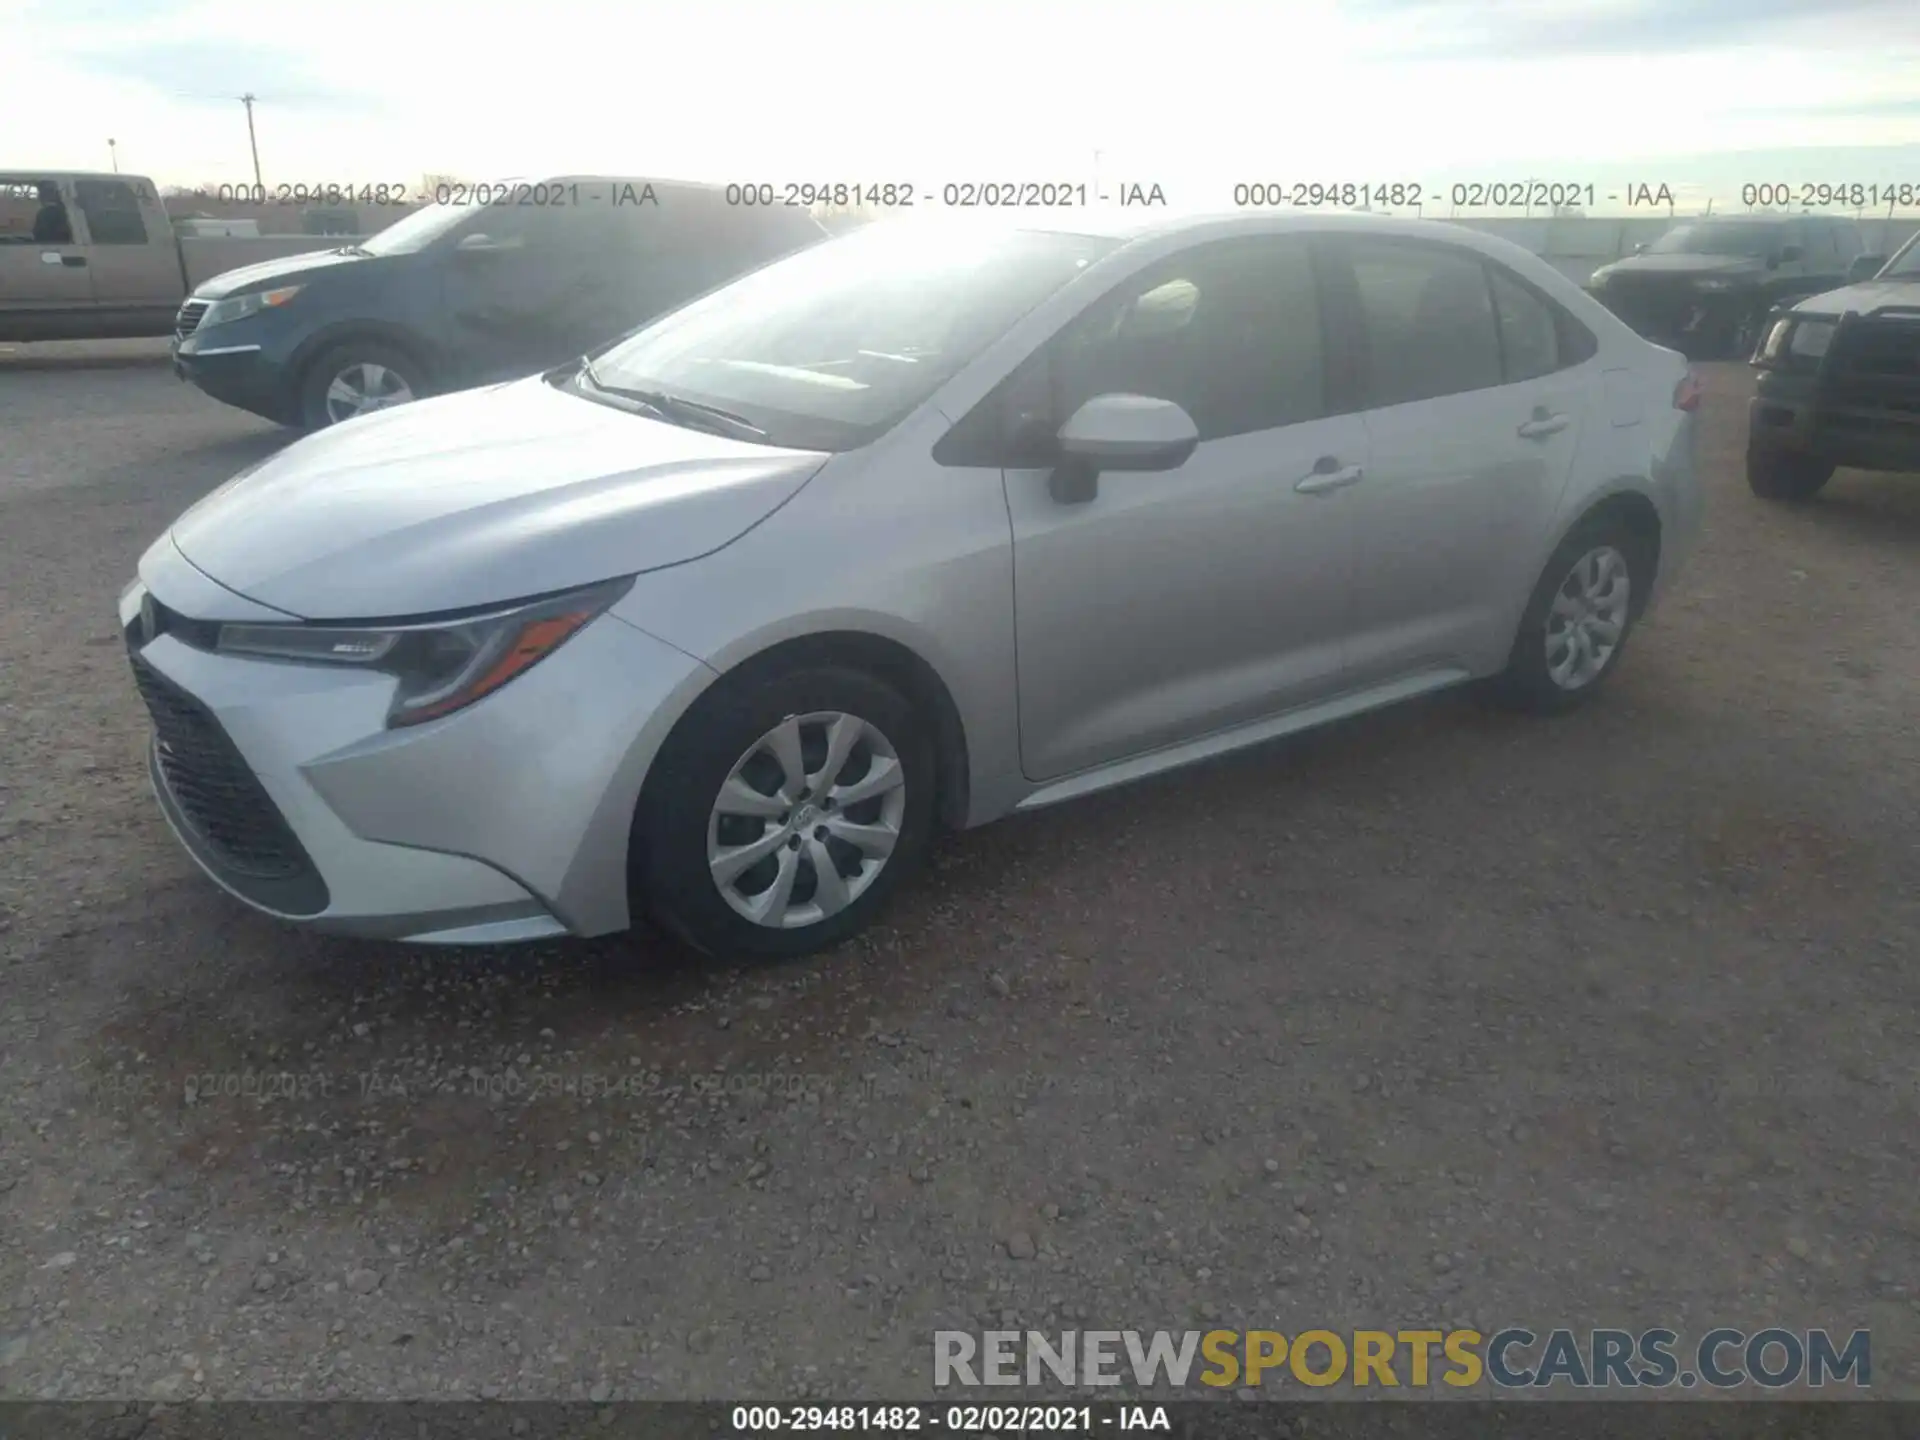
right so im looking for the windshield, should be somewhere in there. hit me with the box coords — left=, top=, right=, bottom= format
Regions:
left=1881, top=230, right=1920, bottom=278
left=357, top=200, right=476, bottom=257
left=1645, top=222, right=1785, bottom=258
left=582, top=222, right=1120, bottom=451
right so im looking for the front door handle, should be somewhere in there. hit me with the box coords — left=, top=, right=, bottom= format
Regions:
left=61, top=254, right=88, bottom=268
left=1517, top=410, right=1570, bottom=440
left=1295, top=458, right=1364, bottom=495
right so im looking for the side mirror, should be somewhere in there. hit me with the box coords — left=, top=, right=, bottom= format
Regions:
left=1848, top=254, right=1886, bottom=283
left=1050, top=394, right=1199, bottom=504
left=1631, top=241, right=1646, bottom=254
left=1776, top=244, right=1803, bottom=266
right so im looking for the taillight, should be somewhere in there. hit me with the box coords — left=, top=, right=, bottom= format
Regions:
left=1673, top=372, right=1702, bottom=412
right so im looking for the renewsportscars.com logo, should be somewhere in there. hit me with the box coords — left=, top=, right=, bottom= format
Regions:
left=934, top=1327, right=1871, bottom=1391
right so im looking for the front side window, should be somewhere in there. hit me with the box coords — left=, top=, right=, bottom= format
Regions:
left=1341, top=240, right=1502, bottom=406
left=0, top=176, right=73, bottom=244
left=1041, top=236, right=1327, bottom=441
left=584, top=222, right=1118, bottom=451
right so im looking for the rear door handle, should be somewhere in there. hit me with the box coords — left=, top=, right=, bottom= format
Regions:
left=1517, top=411, right=1570, bottom=439
left=1295, top=459, right=1364, bottom=495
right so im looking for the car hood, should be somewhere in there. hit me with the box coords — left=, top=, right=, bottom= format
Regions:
left=1594, top=254, right=1767, bottom=281
left=169, top=378, right=828, bottom=620
left=189, top=247, right=383, bottom=299
left=1787, top=279, right=1920, bottom=316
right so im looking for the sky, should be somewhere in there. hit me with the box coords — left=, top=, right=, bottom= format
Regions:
left=6, top=0, right=1920, bottom=214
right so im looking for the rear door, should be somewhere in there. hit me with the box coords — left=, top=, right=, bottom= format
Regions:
left=0, top=174, right=94, bottom=319
left=1321, top=236, right=1598, bottom=685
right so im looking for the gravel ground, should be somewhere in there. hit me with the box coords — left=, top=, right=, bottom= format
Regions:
left=2, top=341, right=1919, bottom=1403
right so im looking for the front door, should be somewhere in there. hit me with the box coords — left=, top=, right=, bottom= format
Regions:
left=0, top=176, right=94, bottom=319
left=1005, top=235, right=1367, bottom=783
left=437, top=203, right=622, bottom=389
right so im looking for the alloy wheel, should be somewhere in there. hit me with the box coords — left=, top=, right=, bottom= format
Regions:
left=706, top=711, right=907, bottom=929
left=324, top=361, right=415, bottom=423
left=1544, top=545, right=1631, bottom=691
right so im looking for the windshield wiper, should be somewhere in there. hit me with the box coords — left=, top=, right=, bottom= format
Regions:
left=576, top=361, right=767, bottom=439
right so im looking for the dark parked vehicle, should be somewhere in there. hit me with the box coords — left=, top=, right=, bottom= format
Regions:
left=1587, top=214, right=1869, bottom=359
left=169, top=177, right=826, bottom=429
left=1746, top=226, right=1920, bottom=501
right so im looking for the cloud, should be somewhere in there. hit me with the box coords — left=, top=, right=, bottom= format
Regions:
left=1345, top=0, right=1918, bottom=57
left=56, top=38, right=367, bottom=108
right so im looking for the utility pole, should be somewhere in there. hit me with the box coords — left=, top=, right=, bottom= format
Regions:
left=241, top=93, right=263, bottom=190
left=108, top=138, right=119, bottom=173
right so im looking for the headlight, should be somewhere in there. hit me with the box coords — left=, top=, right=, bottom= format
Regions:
left=1787, top=319, right=1836, bottom=359
left=199, top=285, right=303, bottom=328
left=213, top=576, right=633, bottom=728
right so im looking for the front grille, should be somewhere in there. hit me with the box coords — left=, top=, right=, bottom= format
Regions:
left=1824, top=315, right=1920, bottom=413
left=175, top=299, right=210, bottom=339
left=128, top=652, right=314, bottom=882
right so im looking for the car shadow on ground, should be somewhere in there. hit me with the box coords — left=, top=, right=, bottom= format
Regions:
left=1794, top=472, right=1920, bottom=547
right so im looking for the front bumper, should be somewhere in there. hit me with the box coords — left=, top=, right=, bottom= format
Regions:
left=118, top=570, right=712, bottom=944
left=1748, top=372, right=1920, bottom=474
left=172, top=314, right=296, bottom=423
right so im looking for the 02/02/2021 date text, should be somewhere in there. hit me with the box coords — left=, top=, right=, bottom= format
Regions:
left=722, top=181, right=1169, bottom=208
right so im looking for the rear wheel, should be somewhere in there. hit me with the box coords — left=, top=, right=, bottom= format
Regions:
left=1746, top=448, right=1834, bottom=503
left=1492, top=516, right=1648, bottom=714
left=297, top=341, right=427, bottom=430
left=635, top=665, right=935, bottom=960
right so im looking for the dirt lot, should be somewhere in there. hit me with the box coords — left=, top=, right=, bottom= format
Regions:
left=2, top=341, right=1918, bottom=1403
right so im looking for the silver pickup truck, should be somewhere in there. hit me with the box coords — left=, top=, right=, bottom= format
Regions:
left=1, top=170, right=347, bottom=342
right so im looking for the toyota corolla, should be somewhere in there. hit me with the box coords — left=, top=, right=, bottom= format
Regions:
left=120, top=210, right=1701, bottom=958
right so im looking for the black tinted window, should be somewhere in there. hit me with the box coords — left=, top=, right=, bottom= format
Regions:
left=1344, top=241, right=1502, bottom=406
left=1049, top=236, right=1326, bottom=441
left=74, top=178, right=147, bottom=245
left=1489, top=266, right=1559, bottom=382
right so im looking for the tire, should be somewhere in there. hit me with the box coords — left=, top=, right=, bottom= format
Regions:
left=1492, top=516, right=1650, bottom=714
left=634, top=664, right=936, bottom=961
left=1747, top=448, right=1834, bottom=503
left=1723, top=301, right=1767, bottom=361
left=297, top=341, right=427, bottom=430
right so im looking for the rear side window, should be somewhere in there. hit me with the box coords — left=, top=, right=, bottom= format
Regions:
left=1342, top=241, right=1503, bottom=406
left=1489, top=266, right=1560, bottom=382
left=74, top=178, right=149, bottom=245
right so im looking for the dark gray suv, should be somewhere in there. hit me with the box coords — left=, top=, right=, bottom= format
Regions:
left=169, top=178, right=826, bottom=430
left=1587, top=214, right=1868, bottom=359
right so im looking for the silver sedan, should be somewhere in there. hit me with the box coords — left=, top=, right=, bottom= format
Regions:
left=120, top=207, right=1701, bottom=958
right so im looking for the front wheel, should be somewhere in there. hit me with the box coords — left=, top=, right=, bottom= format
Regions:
left=634, top=665, right=936, bottom=960
left=1747, top=448, right=1834, bottom=503
left=1492, top=519, right=1648, bottom=714
left=297, top=342, right=427, bottom=430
